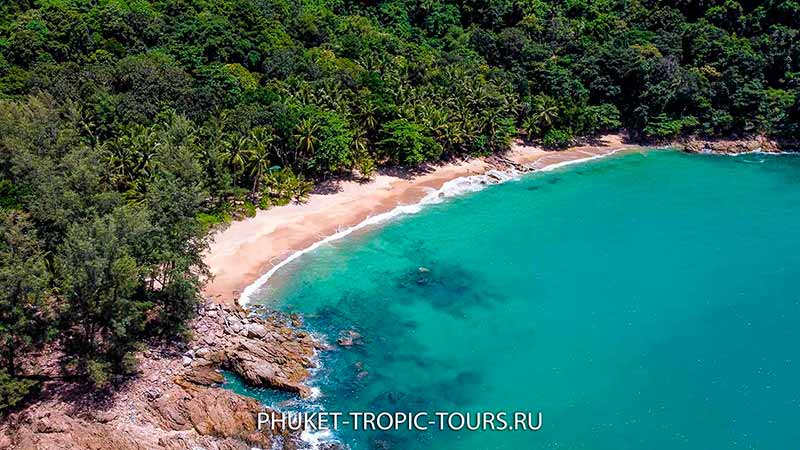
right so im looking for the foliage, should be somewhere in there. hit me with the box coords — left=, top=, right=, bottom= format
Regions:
left=644, top=115, right=700, bottom=140
left=262, top=167, right=314, bottom=205
left=85, top=359, right=111, bottom=389
left=56, top=206, right=151, bottom=362
left=0, top=0, right=798, bottom=402
left=378, top=119, right=442, bottom=166
left=0, top=211, right=51, bottom=376
left=542, top=128, right=575, bottom=148
left=0, top=369, right=36, bottom=412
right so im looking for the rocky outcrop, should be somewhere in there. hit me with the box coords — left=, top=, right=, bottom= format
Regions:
left=187, top=302, right=324, bottom=398
left=2, top=373, right=286, bottom=450
left=683, top=136, right=789, bottom=154
left=0, top=301, right=325, bottom=450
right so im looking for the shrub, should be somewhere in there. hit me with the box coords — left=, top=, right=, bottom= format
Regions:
left=378, top=119, right=442, bottom=166
left=262, top=168, right=314, bottom=204
left=243, top=201, right=257, bottom=218
left=644, top=114, right=699, bottom=139
left=196, top=211, right=232, bottom=232
left=542, top=128, right=574, bottom=147
left=0, top=370, right=36, bottom=412
left=86, top=359, right=111, bottom=389
left=354, top=154, right=376, bottom=179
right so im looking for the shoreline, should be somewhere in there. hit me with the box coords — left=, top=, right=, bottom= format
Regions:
left=204, top=134, right=642, bottom=306
left=5, top=134, right=795, bottom=450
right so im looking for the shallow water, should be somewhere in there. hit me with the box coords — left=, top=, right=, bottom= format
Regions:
left=236, top=150, right=800, bottom=450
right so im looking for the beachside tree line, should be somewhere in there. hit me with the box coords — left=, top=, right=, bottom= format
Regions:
left=1, top=0, right=799, bottom=411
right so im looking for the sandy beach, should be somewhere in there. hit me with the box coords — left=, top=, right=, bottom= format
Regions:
left=203, top=134, right=640, bottom=304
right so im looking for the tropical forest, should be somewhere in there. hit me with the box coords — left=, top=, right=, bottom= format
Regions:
left=1, top=0, right=799, bottom=411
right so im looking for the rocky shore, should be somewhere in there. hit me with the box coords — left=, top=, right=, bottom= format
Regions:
left=4, top=133, right=796, bottom=450
left=0, top=301, right=327, bottom=450
left=682, top=135, right=797, bottom=154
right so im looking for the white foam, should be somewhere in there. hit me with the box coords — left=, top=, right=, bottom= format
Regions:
left=299, top=428, right=335, bottom=449
left=306, top=386, right=321, bottom=401
left=238, top=148, right=629, bottom=305
left=238, top=172, right=505, bottom=304
left=538, top=147, right=629, bottom=172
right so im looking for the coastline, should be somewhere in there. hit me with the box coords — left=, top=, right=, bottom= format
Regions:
left=4, top=134, right=795, bottom=450
left=204, top=134, right=642, bottom=306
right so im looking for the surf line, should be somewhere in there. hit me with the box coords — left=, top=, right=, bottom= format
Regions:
left=238, top=146, right=631, bottom=305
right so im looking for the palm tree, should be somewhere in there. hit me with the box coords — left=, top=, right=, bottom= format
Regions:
left=530, top=95, right=559, bottom=130
left=246, top=127, right=274, bottom=194
left=351, top=128, right=369, bottom=156
left=357, top=101, right=378, bottom=133
left=351, top=128, right=375, bottom=179
left=222, top=136, right=248, bottom=186
left=522, top=115, right=541, bottom=139
left=293, top=118, right=320, bottom=160
left=104, top=124, right=157, bottom=191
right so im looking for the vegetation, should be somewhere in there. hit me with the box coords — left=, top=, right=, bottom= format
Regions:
left=1, top=0, right=799, bottom=410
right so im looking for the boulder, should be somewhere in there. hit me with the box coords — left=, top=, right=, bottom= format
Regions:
left=179, top=366, right=225, bottom=387
left=244, top=323, right=268, bottom=339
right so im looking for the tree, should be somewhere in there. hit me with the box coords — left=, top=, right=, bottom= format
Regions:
left=527, top=95, right=560, bottom=132
left=245, top=127, right=274, bottom=194
left=222, top=135, right=248, bottom=187
left=0, top=369, right=36, bottom=412
left=293, top=118, right=320, bottom=162
left=310, top=111, right=354, bottom=175
left=0, top=211, right=51, bottom=376
left=351, top=128, right=376, bottom=179
left=139, top=115, right=209, bottom=333
left=56, top=207, right=151, bottom=366
left=378, top=119, right=442, bottom=166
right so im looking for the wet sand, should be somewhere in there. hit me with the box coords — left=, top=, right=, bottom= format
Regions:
left=203, top=134, right=639, bottom=304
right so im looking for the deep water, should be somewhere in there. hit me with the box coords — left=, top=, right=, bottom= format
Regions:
left=235, top=150, right=800, bottom=450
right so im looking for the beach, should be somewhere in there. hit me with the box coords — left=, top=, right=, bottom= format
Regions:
left=203, top=134, right=640, bottom=305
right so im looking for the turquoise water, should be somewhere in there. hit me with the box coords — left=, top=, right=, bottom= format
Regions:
left=238, top=150, right=800, bottom=449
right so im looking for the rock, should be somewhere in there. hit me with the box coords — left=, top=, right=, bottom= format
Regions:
left=226, top=317, right=243, bottom=334
left=196, top=347, right=211, bottom=359
left=143, top=388, right=162, bottom=402
left=683, top=136, right=793, bottom=155
left=190, top=358, right=213, bottom=368
left=180, top=366, right=225, bottom=386
left=150, top=382, right=273, bottom=448
left=181, top=356, right=193, bottom=366
left=337, top=329, right=362, bottom=347
left=290, top=313, right=303, bottom=328
left=244, top=323, right=268, bottom=338
left=223, top=338, right=314, bottom=398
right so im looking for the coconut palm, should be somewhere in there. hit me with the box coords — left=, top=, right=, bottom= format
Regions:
left=293, top=118, right=320, bottom=160
left=222, top=136, right=248, bottom=186
left=246, top=127, right=274, bottom=194
left=357, top=100, right=379, bottom=133
left=530, top=95, right=560, bottom=130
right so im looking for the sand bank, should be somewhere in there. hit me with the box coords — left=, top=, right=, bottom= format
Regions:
left=203, top=134, right=639, bottom=304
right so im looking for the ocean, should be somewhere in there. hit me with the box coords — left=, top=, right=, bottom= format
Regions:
left=231, top=149, right=800, bottom=450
